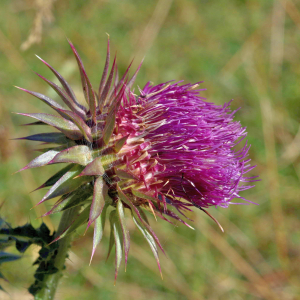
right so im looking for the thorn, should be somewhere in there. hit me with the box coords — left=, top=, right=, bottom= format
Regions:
left=185, top=223, right=195, bottom=230
left=148, top=202, right=157, bottom=221
left=89, top=249, right=95, bottom=266
left=200, top=208, right=224, bottom=232
left=35, top=54, right=43, bottom=61
left=84, top=222, right=91, bottom=236
left=30, top=184, right=45, bottom=193
left=187, top=84, right=199, bottom=91
left=31, top=201, right=42, bottom=209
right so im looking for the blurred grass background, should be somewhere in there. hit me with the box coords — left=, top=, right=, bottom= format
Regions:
left=0, top=0, right=299, bottom=299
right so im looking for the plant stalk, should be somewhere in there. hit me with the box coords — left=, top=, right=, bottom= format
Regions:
left=34, top=206, right=81, bottom=300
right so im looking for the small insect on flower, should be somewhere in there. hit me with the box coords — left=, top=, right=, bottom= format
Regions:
left=15, top=38, right=258, bottom=280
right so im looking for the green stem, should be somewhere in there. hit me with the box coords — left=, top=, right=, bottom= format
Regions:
left=34, top=206, right=81, bottom=300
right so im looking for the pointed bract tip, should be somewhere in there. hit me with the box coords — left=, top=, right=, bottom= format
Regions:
left=30, top=203, right=39, bottom=210
left=186, top=223, right=195, bottom=230
left=89, top=249, right=96, bottom=266
left=67, top=38, right=75, bottom=49
left=48, top=235, right=61, bottom=246
left=29, top=184, right=45, bottom=193
left=200, top=208, right=224, bottom=232
left=13, top=166, right=27, bottom=174
left=84, top=221, right=93, bottom=236
left=14, top=85, right=24, bottom=91
left=35, top=54, right=44, bottom=62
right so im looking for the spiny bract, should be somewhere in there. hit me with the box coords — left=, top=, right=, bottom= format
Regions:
left=16, top=39, right=257, bottom=280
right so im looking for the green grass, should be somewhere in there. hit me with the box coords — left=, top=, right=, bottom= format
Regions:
left=0, top=0, right=299, bottom=299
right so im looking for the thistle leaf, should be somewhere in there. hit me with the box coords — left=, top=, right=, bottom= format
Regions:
left=22, top=121, right=47, bottom=126
left=77, top=157, right=105, bottom=177
left=98, top=37, right=110, bottom=100
left=42, top=184, right=93, bottom=216
left=35, top=72, right=86, bottom=118
left=117, top=185, right=165, bottom=254
left=51, top=205, right=91, bottom=243
left=33, top=164, right=74, bottom=191
left=102, top=85, right=126, bottom=146
left=114, top=168, right=137, bottom=180
left=102, top=113, right=115, bottom=145
left=68, top=40, right=97, bottom=122
left=108, top=80, right=126, bottom=115
left=90, top=204, right=108, bottom=264
left=137, top=207, right=149, bottom=225
left=106, top=60, right=132, bottom=104
left=17, top=150, right=59, bottom=172
left=56, top=109, right=93, bottom=142
left=15, top=87, right=73, bottom=120
left=38, top=165, right=88, bottom=204
left=50, top=145, right=94, bottom=166
left=113, top=217, right=123, bottom=283
left=131, top=189, right=159, bottom=204
left=132, top=215, right=162, bottom=278
left=127, top=59, right=143, bottom=89
left=117, top=200, right=130, bottom=267
left=87, top=177, right=108, bottom=228
left=35, top=56, right=85, bottom=112
left=15, top=132, right=70, bottom=145
left=16, top=113, right=83, bottom=140
left=107, top=210, right=123, bottom=283
left=99, top=56, right=116, bottom=110
left=113, top=135, right=129, bottom=153
left=106, top=211, right=115, bottom=261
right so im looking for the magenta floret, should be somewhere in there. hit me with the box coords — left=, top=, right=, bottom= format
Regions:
left=134, top=82, right=258, bottom=210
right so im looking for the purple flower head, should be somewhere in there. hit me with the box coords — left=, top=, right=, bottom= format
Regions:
left=16, top=40, right=258, bottom=279
left=134, top=81, right=257, bottom=211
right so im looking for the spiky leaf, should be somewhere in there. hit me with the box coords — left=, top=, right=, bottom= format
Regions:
left=50, top=145, right=94, bottom=166
left=117, top=186, right=165, bottom=254
left=16, top=132, right=71, bottom=145
left=17, top=113, right=83, bottom=140
left=17, top=149, right=59, bottom=172
left=132, top=215, right=162, bottom=277
left=34, top=164, right=75, bottom=191
left=38, top=165, right=90, bottom=204
left=117, top=200, right=130, bottom=266
left=88, top=176, right=108, bottom=228
left=78, top=157, right=105, bottom=177
left=90, top=204, right=108, bottom=264
left=35, top=72, right=86, bottom=118
left=51, top=205, right=91, bottom=243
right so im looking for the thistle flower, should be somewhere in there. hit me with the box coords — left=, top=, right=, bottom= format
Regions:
left=16, top=39, right=257, bottom=280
